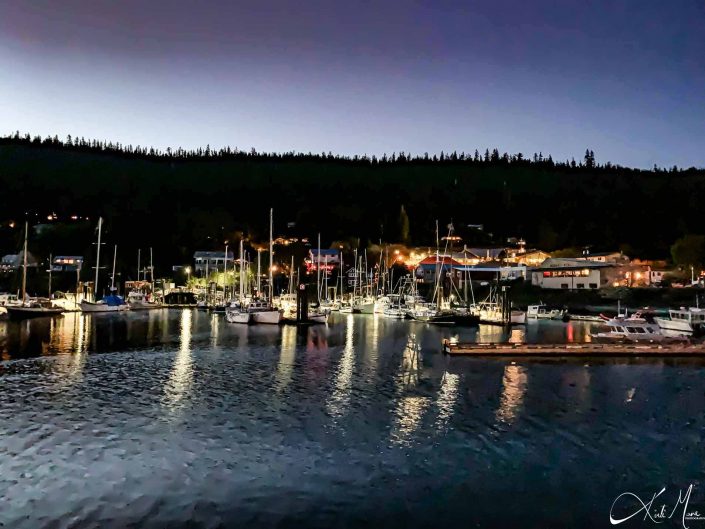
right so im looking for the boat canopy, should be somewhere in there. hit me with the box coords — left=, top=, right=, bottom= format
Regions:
left=102, top=294, right=126, bottom=306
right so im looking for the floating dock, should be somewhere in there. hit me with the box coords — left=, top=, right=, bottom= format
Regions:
left=442, top=340, right=705, bottom=357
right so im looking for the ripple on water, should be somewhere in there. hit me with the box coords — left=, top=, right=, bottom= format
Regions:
left=0, top=311, right=704, bottom=527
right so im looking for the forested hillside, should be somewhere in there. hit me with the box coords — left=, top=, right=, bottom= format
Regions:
left=1, top=133, right=703, bottom=269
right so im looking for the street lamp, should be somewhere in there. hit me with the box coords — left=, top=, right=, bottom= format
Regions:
left=185, top=266, right=191, bottom=285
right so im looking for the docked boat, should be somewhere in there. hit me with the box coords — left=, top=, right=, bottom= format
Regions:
left=470, top=286, right=526, bottom=325
left=225, top=241, right=252, bottom=324
left=409, top=302, right=456, bottom=324
left=82, top=219, right=129, bottom=313
left=127, top=290, right=163, bottom=310
left=225, top=302, right=251, bottom=324
left=527, top=304, right=569, bottom=321
left=6, top=300, right=64, bottom=319
left=654, top=307, right=705, bottom=336
left=592, top=315, right=684, bottom=342
left=248, top=299, right=283, bottom=324
left=81, top=294, right=129, bottom=313
left=7, top=223, right=64, bottom=319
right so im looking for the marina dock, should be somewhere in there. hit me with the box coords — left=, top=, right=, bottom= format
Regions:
left=442, top=339, right=705, bottom=357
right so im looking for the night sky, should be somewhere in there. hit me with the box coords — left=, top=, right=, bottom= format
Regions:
left=2, top=0, right=704, bottom=168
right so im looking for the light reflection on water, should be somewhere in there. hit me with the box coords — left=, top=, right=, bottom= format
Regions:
left=0, top=311, right=704, bottom=528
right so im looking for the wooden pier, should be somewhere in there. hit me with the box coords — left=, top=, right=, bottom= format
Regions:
left=442, top=340, right=705, bottom=357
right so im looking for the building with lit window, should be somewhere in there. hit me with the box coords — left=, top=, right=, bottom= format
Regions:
left=193, top=251, right=235, bottom=275
left=530, top=258, right=612, bottom=289
left=51, top=256, right=84, bottom=272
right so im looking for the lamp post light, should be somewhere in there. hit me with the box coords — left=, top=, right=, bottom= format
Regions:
left=185, top=266, right=191, bottom=286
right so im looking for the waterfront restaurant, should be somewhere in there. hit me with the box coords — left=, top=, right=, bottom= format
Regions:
left=530, top=258, right=612, bottom=289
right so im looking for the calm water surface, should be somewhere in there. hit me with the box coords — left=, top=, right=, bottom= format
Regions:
left=1, top=310, right=703, bottom=528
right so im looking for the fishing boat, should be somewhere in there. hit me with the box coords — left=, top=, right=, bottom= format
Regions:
left=654, top=307, right=705, bottom=336
left=592, top=315, right=684, bottom=342
left=470, top=286, right=526, bottom=325
left=527, top=304, right=569, bottom=321
left=127, top=290, right=162, bottom=310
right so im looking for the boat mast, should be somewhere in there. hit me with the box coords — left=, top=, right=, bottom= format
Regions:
left=110, top=244, right=117, bottom=292
left=21, top=221, right=28, bottom=302
left=268, top=208, right=274, bottom=302
left=317, top=233, right=321, bottom=303
left=94, top=217, right=103, bottom=301
left=324, top=255, right=328, bottom=301
left=137, top=248, right=141, bottom=281
left=239, top=239, right=244, bottom=301
left=48, top=253, right=53, bottom=299
left=223, top=243, right=228, bottom=302
left=150, top=247, right=154, bottom=296
left=257, top=249, right=262, bottom=296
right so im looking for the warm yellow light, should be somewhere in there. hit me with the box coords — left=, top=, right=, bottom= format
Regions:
left=635, top=272, right=642, bottom=280
left=271, top=265, right=278, bottom=272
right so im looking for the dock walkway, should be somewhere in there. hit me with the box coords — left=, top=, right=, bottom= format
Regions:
left=442, top=340, right=705, bottom=357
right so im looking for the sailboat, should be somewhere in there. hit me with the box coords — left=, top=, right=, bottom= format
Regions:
left=6, top=221, right=64, bottom=319
left=470, top=284, right=526, bottom=325
left=80, top=218, right=129, bottom=313
left=249, top=208, right=283, bottom=324
left=226, top=240, right=251, bottom=324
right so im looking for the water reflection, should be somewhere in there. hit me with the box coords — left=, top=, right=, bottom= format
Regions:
left=435, top=372, right=460, bottom=433
left=276, top=324, right=297, bottom=392
left=390, top=335, right=431, bottom=446
left=163, top=309, right=194, bottom=412
left=327, top=314, right=355, bottom=419
left=495, top=364, right=528, bottom=425
left=1, top=311, right=705, bottom=528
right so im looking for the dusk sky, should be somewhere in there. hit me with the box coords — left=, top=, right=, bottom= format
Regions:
left=2, top=0, right=704, bottom=168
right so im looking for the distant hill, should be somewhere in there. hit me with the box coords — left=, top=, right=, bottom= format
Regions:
left=1, top=134, right=703, bottom=270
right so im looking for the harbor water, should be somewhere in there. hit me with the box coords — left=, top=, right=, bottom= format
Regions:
left=1, top=310, right=704, bottom=528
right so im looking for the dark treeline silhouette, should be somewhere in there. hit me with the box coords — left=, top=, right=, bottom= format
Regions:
left=1, top=132, right=704, bottom=277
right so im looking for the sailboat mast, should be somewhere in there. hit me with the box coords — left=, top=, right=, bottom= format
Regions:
left=257, top=250, right=261, bottom=296
left=150, top=247, right=154, bottom=295
left=111, top=244, right=117, bottom=291
left=137, top=248, right=141, bottom=281
left=324, top=255, right=328, bottom=301
left=94, top=217, right=103, bottom=300
left=268, top=208, right=273, bottom=301
left=21, top=221, right=28, bottom=302
left=48, top=253, right=53, bottom=299
left=239, top=239, right=244, bottom=300
left=317, top=233, right=321, bottom=302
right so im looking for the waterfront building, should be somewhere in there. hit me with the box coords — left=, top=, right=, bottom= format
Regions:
left=193, top=250, right=235, bottom=275
left=0, top=251, right=38, bottom=273
left=530, top=258, right=611, bottom=290
left=51, top=256, right=83, bottom=272
left=414, top=255, right=462, bottom=285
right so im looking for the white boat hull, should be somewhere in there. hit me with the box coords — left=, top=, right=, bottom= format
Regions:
left=225, top=309, right=251, bottom=324
left=80, top=301, right=129, bottom=313
left=359, top=302, right=375, bottom=314
left=655, top=317, right=693, bottom=334
left=251, top=309, right=282, bottom=324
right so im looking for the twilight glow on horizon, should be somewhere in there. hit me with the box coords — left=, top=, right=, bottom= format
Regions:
left=1, top=0, right=704, bottom=169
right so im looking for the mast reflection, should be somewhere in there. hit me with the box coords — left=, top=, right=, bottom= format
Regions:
left=390, top=335, right=430, bottom=446
left=163, top=309, right=194, bottom=411
left=326, top=314, right=355, bottom=420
